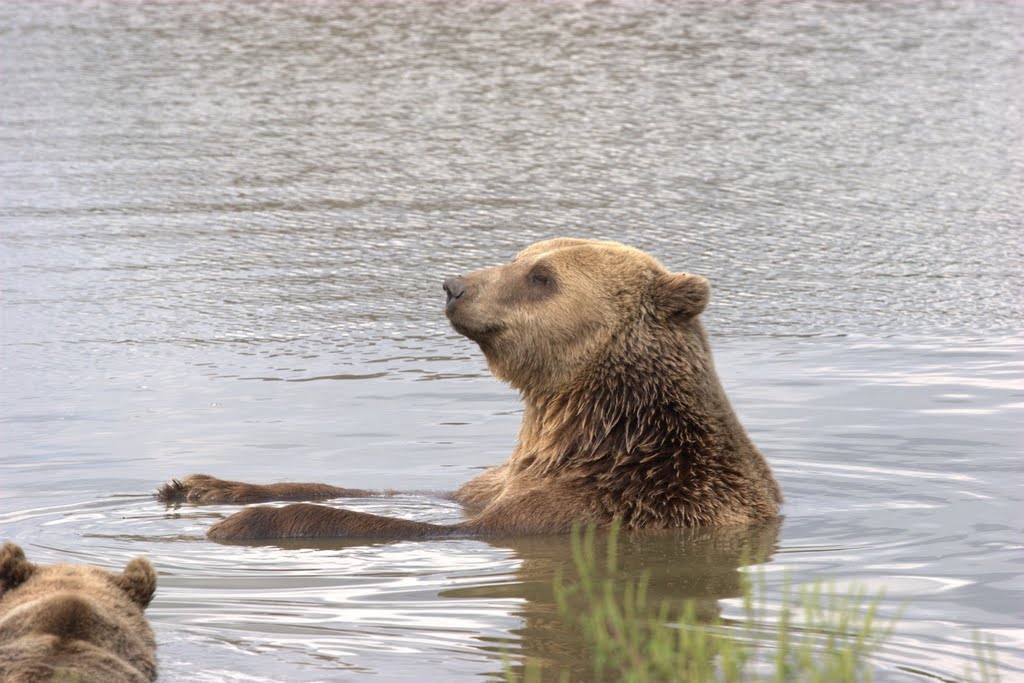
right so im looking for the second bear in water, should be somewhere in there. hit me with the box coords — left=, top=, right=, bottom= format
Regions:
left=0, top=542, right=158, bottom=683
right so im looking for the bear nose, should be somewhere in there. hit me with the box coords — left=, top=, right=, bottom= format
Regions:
left=443, top=277, right=466, bottom=305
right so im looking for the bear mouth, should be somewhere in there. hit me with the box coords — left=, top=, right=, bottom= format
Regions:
left=447, top=315, right=501, bottom=343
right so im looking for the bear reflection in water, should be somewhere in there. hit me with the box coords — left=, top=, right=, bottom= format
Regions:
left=245, top=519, right=781, bottom=680
left=456, top=520, right=780, bottom=679
left=159, top=239, right=782, bottom=538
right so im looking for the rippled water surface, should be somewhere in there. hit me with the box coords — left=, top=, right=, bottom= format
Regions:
left=1, top=1, right=1022, bottom=681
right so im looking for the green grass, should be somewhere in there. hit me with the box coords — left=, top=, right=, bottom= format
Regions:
left=503, top=524, right=1001, bottom=683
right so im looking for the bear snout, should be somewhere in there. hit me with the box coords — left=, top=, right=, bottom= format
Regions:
left=443, top=277, right=467, bottom=308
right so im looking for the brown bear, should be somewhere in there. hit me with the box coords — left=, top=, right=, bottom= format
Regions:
left=158, top=238, right=782, bottom=538
left=0, top=542, right=158, bottom=683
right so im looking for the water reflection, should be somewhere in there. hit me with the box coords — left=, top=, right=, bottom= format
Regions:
left=240, top=520, right=782, bottom=680
left=497, top=522, right=782, bottom=679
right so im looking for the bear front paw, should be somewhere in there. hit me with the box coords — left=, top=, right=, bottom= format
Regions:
left=156, top=474, right=263, bottom=505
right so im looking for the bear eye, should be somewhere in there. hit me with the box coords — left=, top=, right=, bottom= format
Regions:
left=529, top=272, right=550, bottom=287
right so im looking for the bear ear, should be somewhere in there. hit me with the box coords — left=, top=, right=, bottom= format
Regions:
left=115, top=557, right=157, bottom=609
left=656, top=272, right=710, bottom=318
left=0, top=542, right=36, bottom=596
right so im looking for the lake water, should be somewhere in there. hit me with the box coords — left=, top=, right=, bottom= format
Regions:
left=1, top=1, right=1021, bottom=681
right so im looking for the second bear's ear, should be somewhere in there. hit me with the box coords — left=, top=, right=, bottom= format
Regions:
left=656, top=272, right=710, bottom=318
left=0, top=542, right=36, bottom=596
left=116, top=557, right=158, bottom=609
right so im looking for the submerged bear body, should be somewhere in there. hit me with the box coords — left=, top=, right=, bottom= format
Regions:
left=160, top=238, right=781, bottom=538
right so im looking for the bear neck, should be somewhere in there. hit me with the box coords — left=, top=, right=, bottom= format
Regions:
left=514, top=319, right=733, bottom=475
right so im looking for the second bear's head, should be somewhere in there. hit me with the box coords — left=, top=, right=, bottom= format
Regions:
left=443, top=238, right=710, bottom=393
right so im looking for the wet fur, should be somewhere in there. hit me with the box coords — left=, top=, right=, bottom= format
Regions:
left=160, top=239, right=782, bottom=540
left=0, top=542, right=158, bottom=683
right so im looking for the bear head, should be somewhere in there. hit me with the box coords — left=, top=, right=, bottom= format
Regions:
left=0, top=542, right=156, bottom=610
left=443, top=238, right=710, bottom=393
